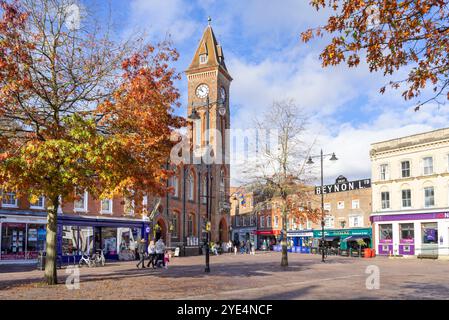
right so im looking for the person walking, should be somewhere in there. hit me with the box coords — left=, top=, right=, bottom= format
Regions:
left=155, top=238, right=166, bottom=268
left=228, top=240, right=233, bottom=253
left=136, top=239, right=147, bottom=269
left=146, top=239, right=156, bottom=268
left=233, top=240, right=238, bottom=255
left=163, top=250, right=170, bottom=269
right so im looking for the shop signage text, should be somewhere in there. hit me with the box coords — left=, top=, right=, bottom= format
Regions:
left=315, top=178, right=371, bottom=195
left=371, top=212, right=449, bottom=222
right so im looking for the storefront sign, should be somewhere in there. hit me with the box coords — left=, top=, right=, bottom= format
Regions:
left=287, top=231, right=313, bottom=237
left=371, top=212, right=449, bottom=222
left=256, top=230, right=281, bottom=235
left=145, top=226, right=150, bottom=233
left=313, top=228, right=372, bottom=238
left=315, top=177, right=371, bottom=195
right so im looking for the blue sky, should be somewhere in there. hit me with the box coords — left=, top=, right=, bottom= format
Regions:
left=84, top=0, right=449, bottom=185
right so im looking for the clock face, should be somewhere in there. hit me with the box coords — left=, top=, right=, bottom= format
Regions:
left=196, top=84, right=209, bottom=98
left=220, top=87, right=226, bottom=102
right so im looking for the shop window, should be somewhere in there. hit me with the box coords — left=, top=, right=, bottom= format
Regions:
left=30, top=196, right=45, bottom=209
left=62, top=225, right=80, bottom=256
left=423, top=157, right=433, bottom=175
left=379, top=224, right=393, bottom=241
left=100, top=199, right=113, bottom=214
left=74, top=189, right=88, bottom=212
left=422, top=222, right=438, bottom=244
left=381, top=191, right=390, bottom=209
left=400, top=223, right=414, bottom=241
left=402, top=189, right=412, bottom=208
left=1, top=223, right=26, bottom=260
left=102, top=227, right=118, bottom=255
left=424, top=187, right=435, bottom=207
left=401, top=161, right=411, bottom=178
left=2, top=191, right=18, bottom=207
left=78, top=226, right=94, bottom=255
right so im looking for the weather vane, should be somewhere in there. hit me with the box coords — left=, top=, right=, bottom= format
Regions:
left=208, top=16, right=212, bottom=25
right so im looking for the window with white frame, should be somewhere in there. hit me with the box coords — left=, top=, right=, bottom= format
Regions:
left=30, top=195, right=45, bottom=209
left=242, top=216, right=246, bottom=226
left=199, top=54, right=208, bottom=64
left=381, top=191, right=390, bottom=209
left=380, top=164, right=389, bottom=180
left=401, top=161, right=411, bottom=178
left=424, top=186, right=435, bottom=207
left=337, top=201, right=345, bottom=210
left=260, top=216, right=265, bottom=228
left=195, top=118, right=202, bottom=148
left=171, top=175, right=179, bottom=198
left=402, top=189, right=411, bottom=208
left=352, top=199, right=360, bottom=209
left=267, top=216, right=271, bottom=228
left=423, top=157, right=433, bottom=175
left=2, top=191, right=18, bottom=207
left=201, top=177, right=207, bottom=204
left=324, top=215, right=334, bottom=228
left=100, top=199, right=113, bottom=214
left=74, top=189, right=88, bottom=212
left=306, top=220, right=312, bottom=229
left=349, top=215, right=363, bottom=227
left=324, top=202, right=331, bottom=212
left=274, top=216, right=279, bottom=228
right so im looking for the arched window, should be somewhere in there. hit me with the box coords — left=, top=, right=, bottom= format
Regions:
left=171, top=212, right=179, bottom=238
left=187, top=172, right=194, bottom=201
left=172, top=175, right=179, bottom=197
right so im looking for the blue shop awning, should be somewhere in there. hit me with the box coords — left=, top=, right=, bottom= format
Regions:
left=343, top=235, right=370, bottom=242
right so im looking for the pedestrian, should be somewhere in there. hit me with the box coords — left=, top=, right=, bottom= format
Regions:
left=146, top=239, right=156, bottom=268
left=233, top=240, right=238, bottom=255
left=136, top=239, right=147, bottom=269
left=155, top=238, right=166, bottom=268
left=163, top=250, right=170, bottom=269
left=250, top=241, right=255, bottom=255
left=246, top=240, right=250, bottom=254
left=228, top=240, right=233, bottom=253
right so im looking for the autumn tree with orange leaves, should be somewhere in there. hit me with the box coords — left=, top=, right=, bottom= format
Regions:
left=0, top=0, right=183, bottom=285
left=301, top=0, right=449, bottom=109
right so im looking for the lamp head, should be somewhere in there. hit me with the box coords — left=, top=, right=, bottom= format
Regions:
left=306, top=156, right=314, bottom=165
left=188, top=108, right=201, bottom=120
left=329, top=153, right=338, bottom=161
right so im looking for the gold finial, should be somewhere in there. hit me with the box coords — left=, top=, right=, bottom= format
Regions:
left=208, top=17, right=212, bottom=25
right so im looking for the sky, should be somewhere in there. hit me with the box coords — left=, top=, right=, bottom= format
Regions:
left=84, top=0, right=449, bottom=186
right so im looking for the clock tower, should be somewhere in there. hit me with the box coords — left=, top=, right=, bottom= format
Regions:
left=185, top=21, right=232, bottom=243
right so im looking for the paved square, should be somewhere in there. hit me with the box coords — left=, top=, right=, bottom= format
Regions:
left=1, top=252, right=448, bottom=300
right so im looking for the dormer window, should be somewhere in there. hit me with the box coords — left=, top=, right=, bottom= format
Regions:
left=199, top=54, right=208, bottom=64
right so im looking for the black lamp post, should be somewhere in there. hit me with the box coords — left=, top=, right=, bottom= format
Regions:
left=306, top=150, right=337, bottom=263
left=188, top=96, right=226, bottom=273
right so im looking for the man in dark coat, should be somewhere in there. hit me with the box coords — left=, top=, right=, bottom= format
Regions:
left=136, top=239, right=147, bottom=269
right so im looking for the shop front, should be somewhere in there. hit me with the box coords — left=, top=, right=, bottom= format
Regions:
left=372, top=211, right=449, bottom=257
left=0, top=212, right=47, bottom=262
left=232, top=227, right=256, bottom=246
left=57, top=215, right=149, bottom=262
left=286, top=230, right=313, bottom=253
left=257, top=230, right=280, bottom=251
left=312, top=228, right=372, bottom=255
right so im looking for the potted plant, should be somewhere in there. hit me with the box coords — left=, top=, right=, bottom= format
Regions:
left=356, top=239, right=367, bottom=257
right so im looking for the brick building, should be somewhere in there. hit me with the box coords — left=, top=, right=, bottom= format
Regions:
left=0, top=22, right=231, bottom=262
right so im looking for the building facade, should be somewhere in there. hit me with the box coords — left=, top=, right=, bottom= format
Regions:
left=286, top=176, right=372, bottom=255
left=0, top=22, right=231, bottom=263
left=230, top=188, right=257, bottom=246
left=370, top=128, right=449, bottom=258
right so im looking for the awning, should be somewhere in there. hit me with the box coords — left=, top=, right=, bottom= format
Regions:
left=343, top=235, right=370, bottom=242
left=324, top=236, right=340, bottom=241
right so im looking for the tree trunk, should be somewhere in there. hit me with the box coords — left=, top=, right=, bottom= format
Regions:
left=44, top=198, right=59, bottom=285
left=280, top=206, right=288, bottom=267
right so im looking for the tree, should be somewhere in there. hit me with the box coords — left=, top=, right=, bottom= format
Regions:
left=0, top=0, right=183, bottom=285
left=301, top=0, right=449, bottom=109
left=241, top=100, right=320, bottom=267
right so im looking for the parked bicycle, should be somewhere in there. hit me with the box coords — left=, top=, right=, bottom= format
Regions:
left=79, top=249, right=106, bottom=267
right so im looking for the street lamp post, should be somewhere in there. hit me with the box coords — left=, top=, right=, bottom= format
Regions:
left=188, top=96, right=226, bottom=273
left=306, top=150, right=337, bottom=263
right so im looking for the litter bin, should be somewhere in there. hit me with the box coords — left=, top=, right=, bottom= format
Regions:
left=371, top=248, right=376, bottom=257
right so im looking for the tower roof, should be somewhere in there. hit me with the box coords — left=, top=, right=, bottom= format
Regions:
left=186, top=24, right=231, bottom=80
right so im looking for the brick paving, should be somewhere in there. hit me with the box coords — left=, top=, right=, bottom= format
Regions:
left=0, top=252, right=449, bottom=299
